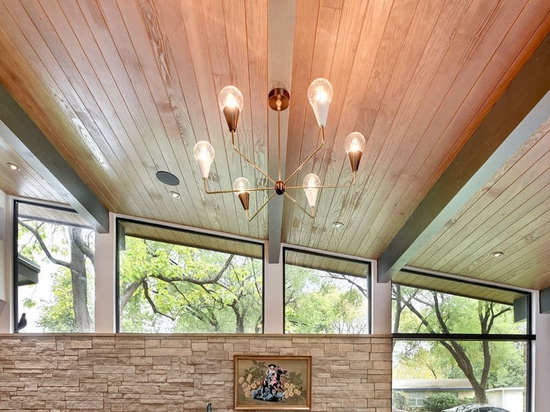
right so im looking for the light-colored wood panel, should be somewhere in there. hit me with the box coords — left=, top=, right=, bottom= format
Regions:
left=44, top=1, right=160, bottom=218
left=362, top=1, right=536, bottom=260
left=120, top=220, right=263, bottom=260
left=114, top=0, right=197, bottom=222
left=339, top=0, right=449, bottom=257
left=309, top=0, right=395, bottom=254
left=412, top=124, right=550, bottom=287
left=413, top=125, right=550, bottom=269
left=0, top=2, right=122, bottom=208
left=0, top=0, right=549, bottom=293
left=297, top=0, right=373, bottom=240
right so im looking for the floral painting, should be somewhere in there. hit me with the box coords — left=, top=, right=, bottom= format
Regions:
left=234, top=355, right=312, bottom=410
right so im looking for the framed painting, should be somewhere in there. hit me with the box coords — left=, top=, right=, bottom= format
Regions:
left=234, top=355, right=312, bottom=410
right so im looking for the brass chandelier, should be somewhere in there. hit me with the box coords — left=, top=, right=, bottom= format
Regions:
left=193, top=78, right=365, bottom=221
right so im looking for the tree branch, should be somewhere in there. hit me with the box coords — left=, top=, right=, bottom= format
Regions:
left=19, top=220, right=70, bottom=267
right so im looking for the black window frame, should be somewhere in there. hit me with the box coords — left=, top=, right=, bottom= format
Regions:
left=392, top=268, right=534, bottom=412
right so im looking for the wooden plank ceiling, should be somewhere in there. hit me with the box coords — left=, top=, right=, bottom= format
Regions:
left=0, top=1, right=549, bottom=294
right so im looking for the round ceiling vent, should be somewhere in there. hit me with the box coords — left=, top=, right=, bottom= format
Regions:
left=156, top=171, right=180, bottom=186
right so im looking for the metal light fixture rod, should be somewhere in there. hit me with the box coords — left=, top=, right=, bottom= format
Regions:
left=285, top=171, right=357, bottom=190
left=283, top=127, right=325, bottom=184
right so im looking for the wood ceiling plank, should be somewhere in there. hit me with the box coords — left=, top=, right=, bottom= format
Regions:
left=0, top=1, right=124, bottom=208
left=334, top=0, right=448, bottom=257
left=284, top=0, right=341, bottom=252
left=183, top=0, right=258, bottom=236
left=244, top=0, right=269, bottom=235
left=222, top=0, right=268, bottom=237
left=306, top=0, right=394, bottom=254
left=0, top=135, right=64, bottom=202
left=361, top=0, right=542, bottom=260
left=455, top=188, right=550, bottom=277
left=300, top=0, right=372, bottom=242
left=267, top=0, right=296, bottom=261
left=352, top=2, right=499, bottom=256
left=378, top=30, right=550, bottom=282
left=413, top=124, right=550, bottom=270
left=48, top=0, right=164, bottom=219
left=175, top=1, right=242, bottom=233
left=317, top=0, right=424, bottom=256
left=471, top=227, right=550, bottom=289
left=154, top=1, right=221, bottom=227
left=114, top=0, right=203, bottom=224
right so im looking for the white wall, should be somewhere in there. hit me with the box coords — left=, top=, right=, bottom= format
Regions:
left=534, top=293, right=550, bottom=411
left=0, top=190, right=11, bottom=331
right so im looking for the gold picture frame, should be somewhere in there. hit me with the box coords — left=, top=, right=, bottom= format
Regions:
left=234, top=355, right=312, bottom=410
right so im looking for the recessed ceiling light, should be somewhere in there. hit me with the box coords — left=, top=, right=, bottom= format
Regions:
left=491, top=251, right=504, bottom=258
left=156, top=170, right=180, bottom=186
left=169, top=191, right=181, bottom=199
left=332, top=221, right=344, bottom=229
left=7, top=162, right=21, bottom=171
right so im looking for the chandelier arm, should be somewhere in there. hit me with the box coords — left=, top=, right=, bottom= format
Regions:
left=277, top=106, right=282, bottom=181
left=285, top=172, right=357, bottom=190
left=282, top=191, right=315, bottom=218
left=246, top=191, right=278, bottom=222
left=231, top=131, right=277, bottom=186
left=283, top=127, right=326, bottom=184
left=202, top=178, right=273, bottom=195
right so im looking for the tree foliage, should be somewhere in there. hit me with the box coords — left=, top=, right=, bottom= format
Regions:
left=119, top=236, right=263, bottom=333
left=422, top=393, right=462, bottom=412
left=18, top=215, right=370, bottom=335
left=18, top=218, right=95, bottom=332
left=392, top=284, right=527, bottom=403
left=285, top=264, right=369, bottom=334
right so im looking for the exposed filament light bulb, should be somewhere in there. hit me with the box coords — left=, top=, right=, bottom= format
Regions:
left=218, top=85, right=244, bottom=132
left=303, top=173, right=321, bottom=214
left=233, top=177, right=250, bottom=213
left=193, top=141, right=215, bottom=179
left=344, top=132, right=366, bottom=173
left=307, top=78, right=333, bottom=128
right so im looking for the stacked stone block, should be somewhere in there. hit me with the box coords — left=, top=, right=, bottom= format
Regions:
left=0, top=334, right=391, bottom=411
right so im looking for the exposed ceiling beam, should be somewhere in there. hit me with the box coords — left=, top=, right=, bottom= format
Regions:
left=0, top=84, right=109, bottom=233
left=267, top=0, right=296, bottom=263
left=378, top=32, right=550, bottom=283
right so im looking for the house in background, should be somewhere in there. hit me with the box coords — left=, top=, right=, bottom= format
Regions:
left=393, top=379, right=474, bottom=409
left=487, top=387, right=524, bottom=412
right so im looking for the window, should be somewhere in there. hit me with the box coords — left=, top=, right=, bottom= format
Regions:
left=117, top=218, right=264, bottom=333
left=392, top=270, right=532, bottom=412
left=15, top=200, right=96, bottom=333
left=284, top=248, right=371, bottom=334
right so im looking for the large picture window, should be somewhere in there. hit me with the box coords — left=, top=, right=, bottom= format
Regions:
left=15, top=200, right=96, bottom=333
left=117, top=218, right=264, bottom=333
left=284, top=248, right=371, bottom=334
left=392, top=270, right=532, bottom=412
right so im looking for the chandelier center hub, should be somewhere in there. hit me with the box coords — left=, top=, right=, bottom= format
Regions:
left=275, top=181, right=286, bottom=195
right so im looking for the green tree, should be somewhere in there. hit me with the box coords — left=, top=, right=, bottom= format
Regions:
left=119, top=237, right=263, bottom=333
left=18, top=219, right=95, bottom=332
left=393, top=284, right=525, bottom=403
left=422, top=393, right=461, bottom=412
left=392, top=391, right=409, bottom=411
left=285, top=265, right=369, bottom=334
left=18, top=218, right=265, bottom=334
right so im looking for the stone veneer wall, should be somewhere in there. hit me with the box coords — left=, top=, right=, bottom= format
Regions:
left=0, top=334, right=391, bottom=412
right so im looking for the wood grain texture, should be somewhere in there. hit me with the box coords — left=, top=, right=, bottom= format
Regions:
left=0, top=0, right=549, bottom=291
